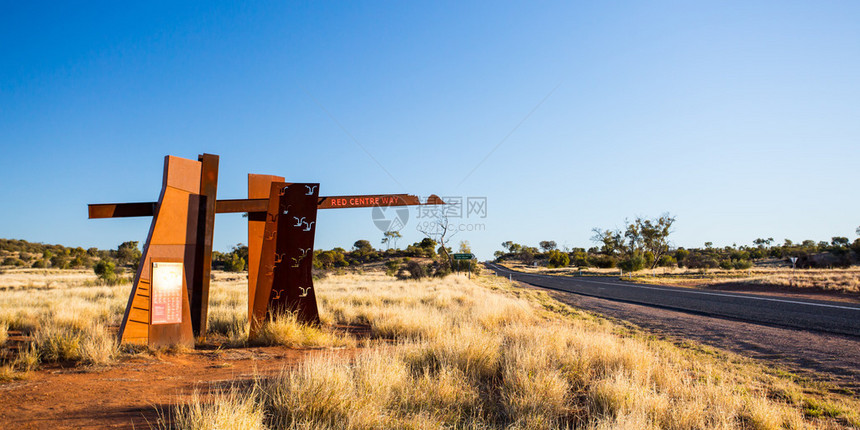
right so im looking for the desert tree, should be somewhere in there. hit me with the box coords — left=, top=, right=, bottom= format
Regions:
left=591, top=228, right=624, bottom=255
left=501, top=241, right=522, bottom=254
left=458, top=240, right=472, bottom=254
left=592, top=214, right=676, bottom=270
left=638, top=213, right=676, bottom=269
left=381, top=230, right=402, bottom=250
left=418, top=212, right=457, bottom=269
left=539, top=240, right=557, bottom=252
left=831, top=237, right=850, bottom=248
left=116, top=241, right=142, bottom=270
left=353, top=240, right=373, bottom=252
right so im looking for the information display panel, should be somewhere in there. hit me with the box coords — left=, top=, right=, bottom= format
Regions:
left=151, top=262, right=184, bottom=325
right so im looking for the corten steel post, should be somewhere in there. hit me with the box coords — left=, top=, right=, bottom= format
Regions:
left=247, top=174, right=284, bottom=322
left=249, top=182, right=321, bottom=337
left=191, top=154, right=219, bottom=337
left=115, top=155, right=203, bottom=347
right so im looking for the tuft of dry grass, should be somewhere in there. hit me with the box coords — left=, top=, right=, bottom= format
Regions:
left=79, top=323, right=119, bottom=365
left=158, top=387, right=267, bottom=430
left=255, top=313, right=353, bottom=349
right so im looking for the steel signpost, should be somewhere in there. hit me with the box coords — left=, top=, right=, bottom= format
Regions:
left=452, top=253, right=475, bottom=278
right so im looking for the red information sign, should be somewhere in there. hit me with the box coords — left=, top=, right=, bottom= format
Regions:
left=151, top=262, right=183, bottom=325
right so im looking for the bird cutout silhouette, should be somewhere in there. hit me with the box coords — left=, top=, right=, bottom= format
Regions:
left=272, top=289, right=284, bottom=300
left=266, top=230, right=276, bottom=240
left=293, top=216, right=305, bottom=227
left=290, top=248, right=312, bottom=268
left=262, top=263, right=276, bottom=278
left=302, top=220, right=315, bottom=232
left=304, top=185, right=318, bottom=195
left=267, top=212, right=278, bottom=223
left=279, top=185, right=290, bottom=196
left=299, top=286, right=312, bottom=297
left=281, top=205, right=292, bottom=216
left=273, top=253, right=285, bottom=264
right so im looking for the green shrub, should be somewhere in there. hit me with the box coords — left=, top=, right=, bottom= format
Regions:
left=384, top=259, right=401, bottom=276
left=547, top=250, right=570, bottom=268
left=224, top=254, right=245, bottom=272
left=571, top=251, right=590, bottom=267
left=591, top=255, right=617, bottom=268
left=2, top=257, right=24, bottom=267
left=50, top=255, right=69, bottom=269
left=733, top=259, right=753, bottom=270
left=657, top=255, right=677, bottom=267
left=618, top=253, right=646, bottom=272
left=674, top=248, right=689, bottom=266
left=94, top=260, right=117, bottom=284
left=398, top=261, right=427, bottom=280
left=644, top=251, right=655, bottom=268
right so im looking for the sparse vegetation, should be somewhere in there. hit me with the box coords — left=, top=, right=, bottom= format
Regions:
left=164, top=273, right=858, bottom=429
left=0, top=238, right=141, bottom=271
left=2, top=266, right=858, bottom=428
left=494, top=218, right=860, bottom=280
left=0, top=269, right=126, bottom=372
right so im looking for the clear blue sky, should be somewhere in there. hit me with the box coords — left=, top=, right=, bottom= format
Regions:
left=1, top=1, right=858, bottom=259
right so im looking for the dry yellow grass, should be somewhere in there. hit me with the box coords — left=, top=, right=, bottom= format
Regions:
left=175, top=273, right=858, bottom=429
left=157, top=387, right=267, bottom=430
left=3, top=268, right=859, bottom=428
left=0, top=269, right=124, bottom=369
left=629, top=267, right=860, bottom=294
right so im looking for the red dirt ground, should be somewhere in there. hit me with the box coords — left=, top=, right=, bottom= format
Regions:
left=0, top=346, right=353, bottom=429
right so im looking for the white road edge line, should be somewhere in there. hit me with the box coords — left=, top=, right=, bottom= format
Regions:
left=491, top=265, right=860, bottom=311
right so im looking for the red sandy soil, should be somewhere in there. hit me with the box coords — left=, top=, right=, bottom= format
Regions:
left=0, top=345, right=354, bottom=429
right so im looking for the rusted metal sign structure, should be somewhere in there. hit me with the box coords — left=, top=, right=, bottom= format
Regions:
left=89, top=153, right=443, bottom=347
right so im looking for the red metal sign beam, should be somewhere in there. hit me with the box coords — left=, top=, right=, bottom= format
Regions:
left=88, top=194, right=445, bottom=218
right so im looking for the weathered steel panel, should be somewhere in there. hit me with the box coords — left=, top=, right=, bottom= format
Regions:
left=118, top=155, right=198, bottom=348
left=247, top=174, right=285, bottom=321
left=249, top=182, right=321, bottom=337
left=190, top=153, right=219, bottom=336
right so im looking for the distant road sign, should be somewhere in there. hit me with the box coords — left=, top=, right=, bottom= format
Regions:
left=453, top=253, right=474, bottom=260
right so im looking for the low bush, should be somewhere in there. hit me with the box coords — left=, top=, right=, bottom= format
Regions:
left=618, top=253, right=646, bottom=272
left=397, top=260, right=427, bottom=280
left=733, top=259, right=753, bottom=270
left=591, top=255, right=617, bottom=268
left=93, top=260, right=118, bottom=284
left=547, top=250, right=570, bottom=268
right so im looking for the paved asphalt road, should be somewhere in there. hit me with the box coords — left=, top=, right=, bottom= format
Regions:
left=486, top=263, right=860, bottom=337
